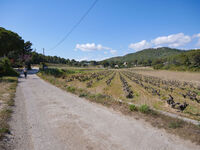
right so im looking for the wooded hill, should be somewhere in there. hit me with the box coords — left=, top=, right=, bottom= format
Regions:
left=102, top=47, right=200, bottom=71
left=105, top=47, right=183, bottom=63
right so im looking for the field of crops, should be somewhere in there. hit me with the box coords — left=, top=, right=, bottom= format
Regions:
left=40, top=67, right=200, bottom=121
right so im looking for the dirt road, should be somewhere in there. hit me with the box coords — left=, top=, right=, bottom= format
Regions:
left=9, top=71, right=200, bottom=150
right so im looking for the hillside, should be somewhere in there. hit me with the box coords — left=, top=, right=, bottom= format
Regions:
left=154, top=49, right=200, bottom=71
left=105, top=47, right=183, bottom=62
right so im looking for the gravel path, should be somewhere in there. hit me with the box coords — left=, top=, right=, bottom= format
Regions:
left=9, top=71, right=200, bottom=150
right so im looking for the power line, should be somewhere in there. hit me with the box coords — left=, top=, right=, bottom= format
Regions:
left=49, top=0, right=98, bottom=51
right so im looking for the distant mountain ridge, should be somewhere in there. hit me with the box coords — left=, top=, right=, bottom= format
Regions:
left=105, top=47, right=184, bottom=62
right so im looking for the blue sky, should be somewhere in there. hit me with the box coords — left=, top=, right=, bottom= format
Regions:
left=1, top=0, right=200, bottom=61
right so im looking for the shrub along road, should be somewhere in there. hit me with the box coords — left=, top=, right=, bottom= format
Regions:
left=8, top=70, right=200, bottom=150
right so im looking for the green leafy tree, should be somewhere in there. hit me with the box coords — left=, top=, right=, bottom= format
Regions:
left=0, top=27, right=24, bottom=57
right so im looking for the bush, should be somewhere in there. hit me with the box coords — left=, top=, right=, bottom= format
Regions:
left=153, top=64, right=164, bottom=70
left=0, top=128, right=10, bottom=134
left=139, top=104, right=150, bottom=113
left=88, top=94, right=96, bottom=99
left=41, top=68, right=64, bottom=77
left=129, top=104, right=137, bottom=111
left=67, top=86, right=75, bottom=93
left=39, top=62, right=46, bottom=70
left=79, top=93, right=88, bottom=97
left=0, top=57, right=19, bottom=77
left=93, top=94, right=107, bottom=104
left=64, top=69, right=76, bottom=74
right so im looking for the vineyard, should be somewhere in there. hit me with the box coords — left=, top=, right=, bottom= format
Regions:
left=40, top=68, right=200, bottom=121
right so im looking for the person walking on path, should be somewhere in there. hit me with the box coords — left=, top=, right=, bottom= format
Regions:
left=23, top=67, right=27, bottom=78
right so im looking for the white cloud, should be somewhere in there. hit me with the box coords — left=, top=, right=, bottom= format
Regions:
left=75, top=43, right=104, bottom=52
left=129, top=33, right=196, bottom=51
left=77, top=56, right=110, bottom=61
left=193, top=33, right=200, bottom=46
left=129, top=40, right=151, bottom=51
left=75, top=43, right=117, bottom=55
left=193, top=33, right=200, bottom=38
left=151, top=33, right=191, bottom=47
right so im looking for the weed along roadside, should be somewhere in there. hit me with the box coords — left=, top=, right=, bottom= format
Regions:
left=38, top=69, right=200, bottom=145
left=0, top=76, right=18, bottom=149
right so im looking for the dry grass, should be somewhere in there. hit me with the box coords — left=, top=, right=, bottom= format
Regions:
left=132, top=68, right=200, bottom=83
left=104, top=72, right=124, bottom=99
left=89, top=72, right=114, bottom=94
left=120, top=72, right=154, bottom=104
left=0, top=77, right=17, bottom=140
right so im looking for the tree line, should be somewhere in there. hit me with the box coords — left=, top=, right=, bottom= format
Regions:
left=0, top=27, right=96, bottom=71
